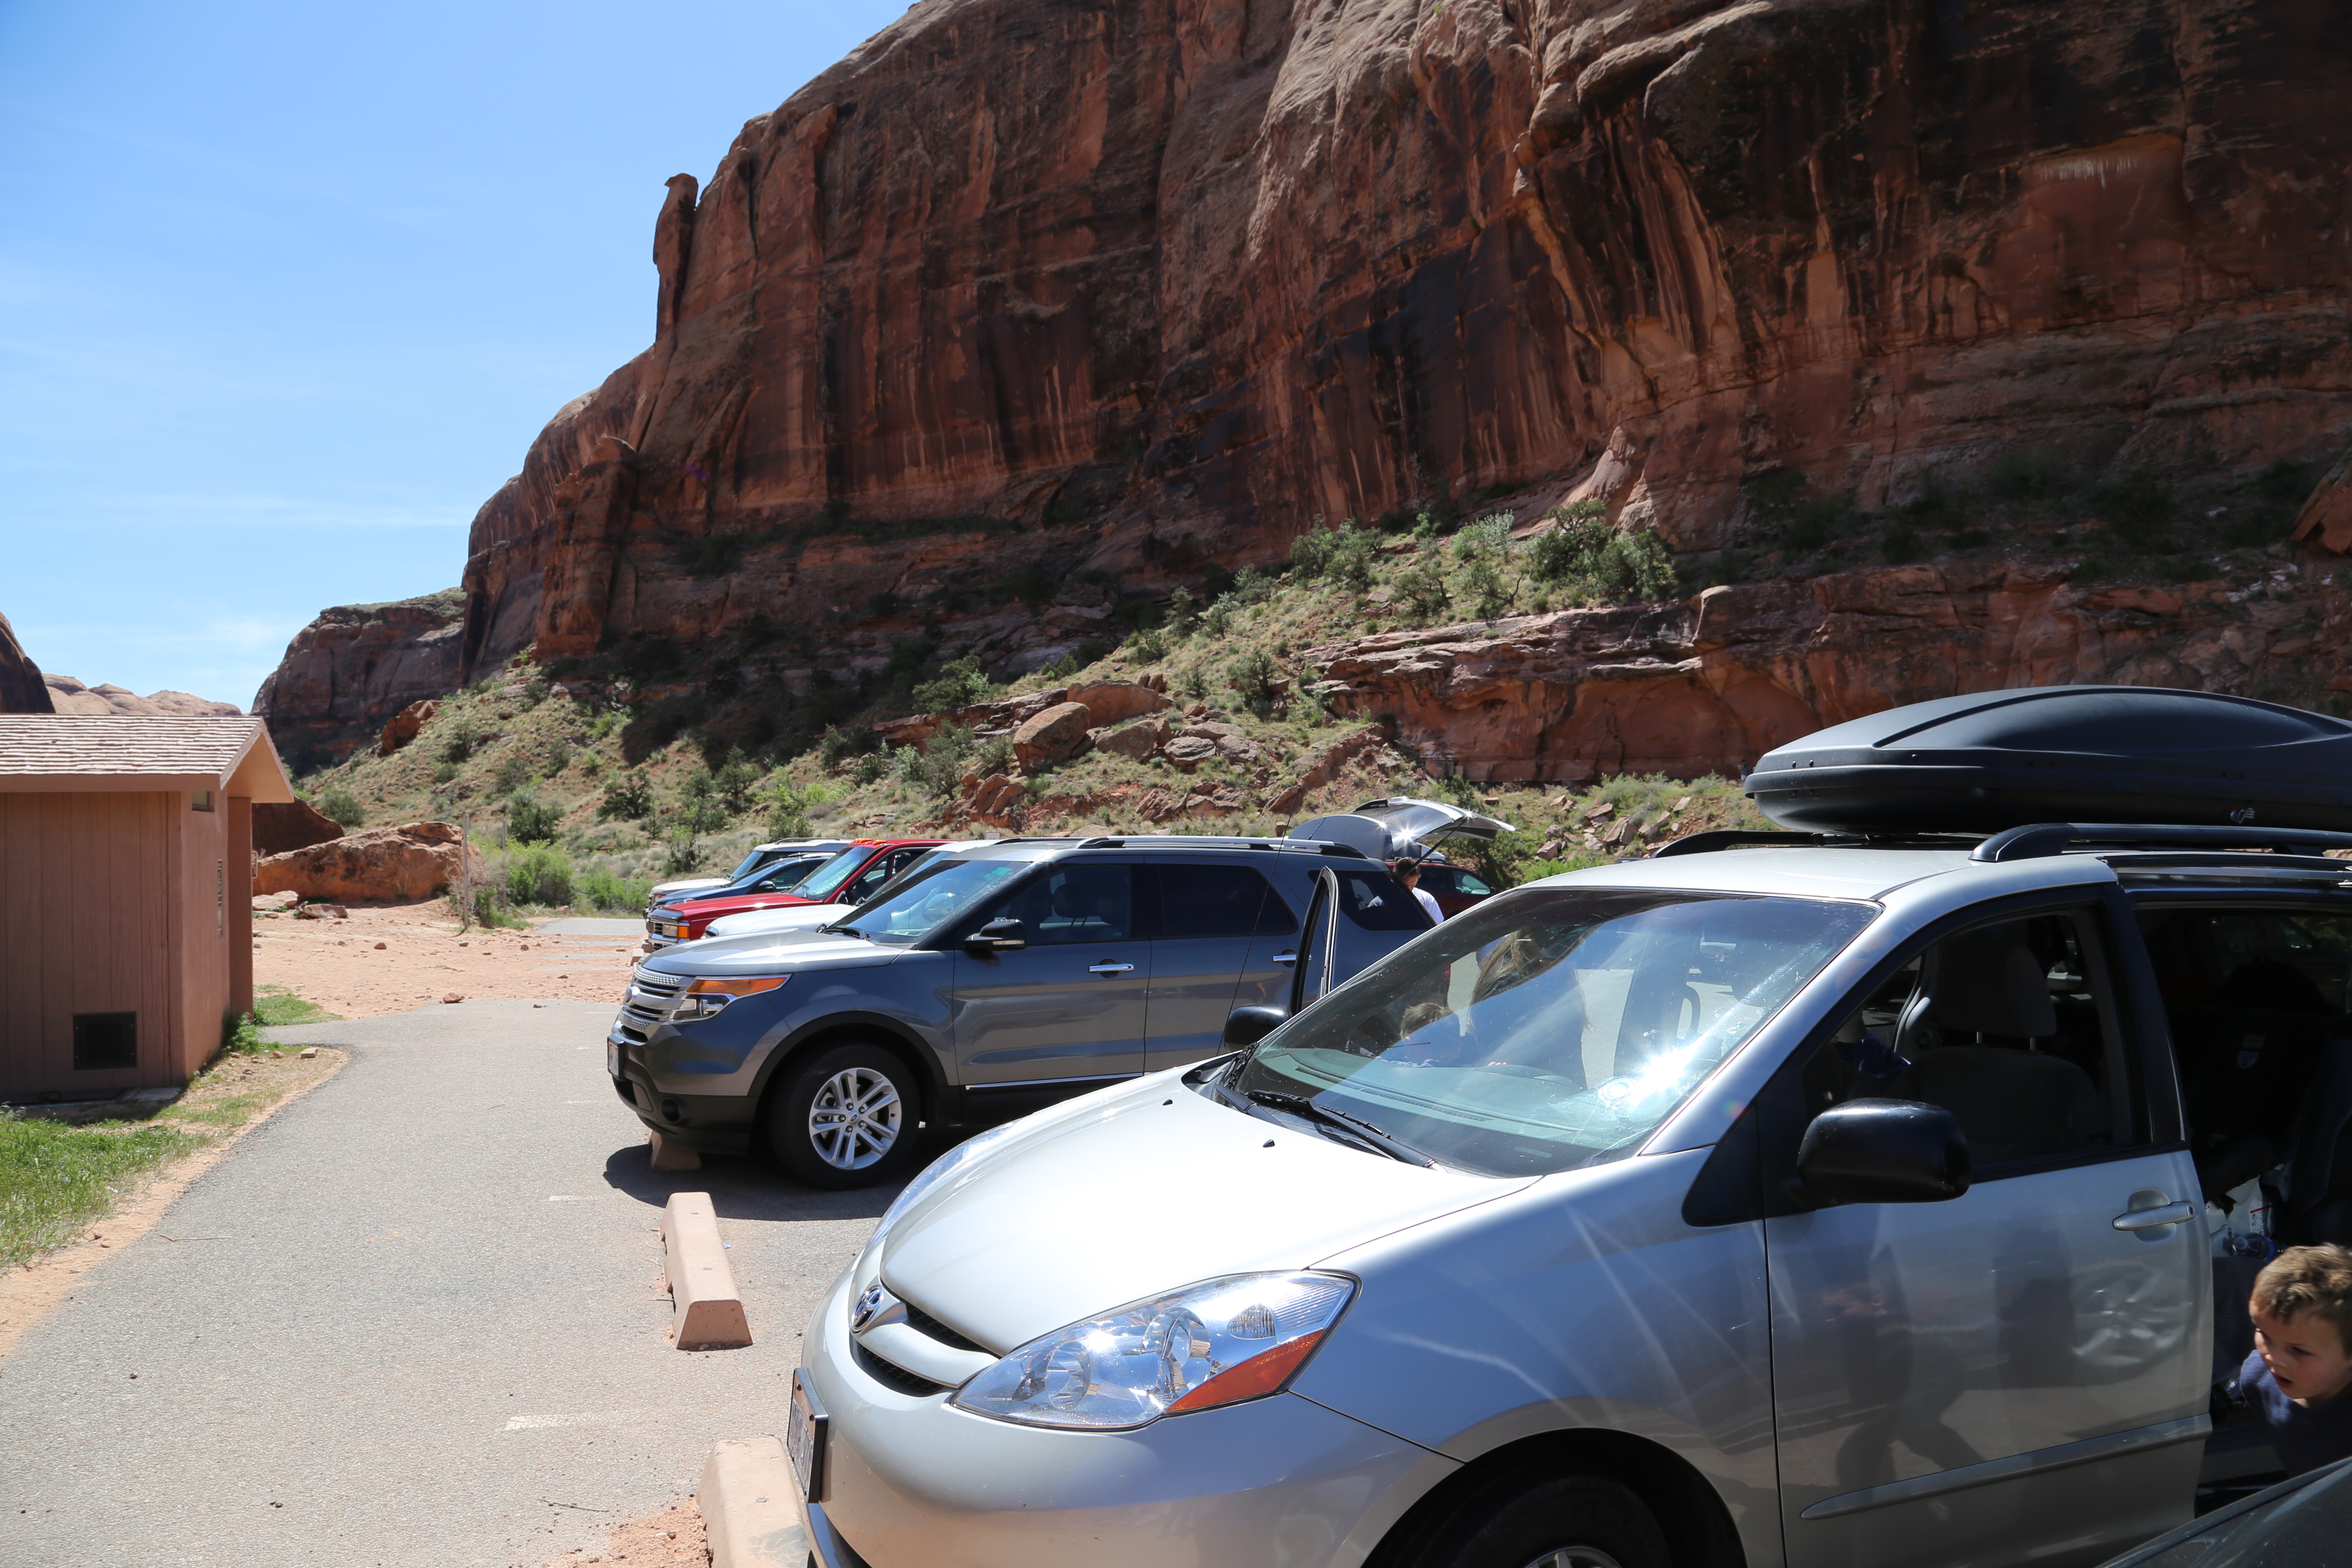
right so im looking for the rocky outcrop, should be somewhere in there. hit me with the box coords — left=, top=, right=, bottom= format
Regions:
left=1308, top=557, right=2347, bottom=782
left=1012, top=701, right=1097, bottom=771
left=438, top=0, right=2352, bottom=689
left=0, top=612, right=50, bottom=714
left=377, top=698, right=441, bottom=756
left=251, top=821, right=484, bottom=903
left=251, top=800, right=347, bottom=858
left=253, top=590, right=466, bottom=761
left=43, top=675, right=241, bottom=717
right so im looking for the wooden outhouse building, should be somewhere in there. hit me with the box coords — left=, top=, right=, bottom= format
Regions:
left=0, top=716, right=294, bottom=1102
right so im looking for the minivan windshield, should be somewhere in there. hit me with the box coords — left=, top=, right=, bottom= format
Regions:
left=835, top=858, right=1032, bottom=946
left=1224, top=888, right=1875, bottom=1177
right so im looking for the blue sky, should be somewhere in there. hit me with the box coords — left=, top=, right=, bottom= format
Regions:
left=1, top=0, right=906, bottom=708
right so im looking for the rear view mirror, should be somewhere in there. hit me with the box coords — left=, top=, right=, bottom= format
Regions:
left=1224, top=1006, right=1287, bottom=1047
left=965, top=918, right=1026, bottom=952
left=1795, top=1099, right=1970, bottom=1207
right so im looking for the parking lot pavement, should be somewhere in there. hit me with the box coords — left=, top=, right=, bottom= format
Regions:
left=0, top=999, right=917, bottom=1568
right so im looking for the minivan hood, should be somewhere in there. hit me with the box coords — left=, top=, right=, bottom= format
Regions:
left=877, top=1073, right=1528, bottom=1353
left=646, top=927, right=900, bottom=974
left=703, top=903, right=851, bottom=938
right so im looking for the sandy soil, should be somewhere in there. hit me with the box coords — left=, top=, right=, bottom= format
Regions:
left=535, top=1499, right=708, bottom=1567
left=252, top=901, right=644, bottom=1019
left=0, top=1047, right=347, bottom=1362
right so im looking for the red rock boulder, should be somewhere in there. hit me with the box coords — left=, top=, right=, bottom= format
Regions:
left=251, top=799, right=347, bottom=857
left=252, top=821, right=485, bottom=903
left=378, top=699, right=441, bottom=756
left=1011, top=701, right=1095, bottom=772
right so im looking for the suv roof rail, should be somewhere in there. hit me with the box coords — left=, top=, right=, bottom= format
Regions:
left=1972, top=822, right=2352, bottom=863
left=1651, top=829, right=1977, bottom=858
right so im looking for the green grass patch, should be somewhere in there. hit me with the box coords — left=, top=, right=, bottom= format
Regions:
left=252, top=985, right=340, bottom=1028
left=0, top=1114, right=207, bottom=1269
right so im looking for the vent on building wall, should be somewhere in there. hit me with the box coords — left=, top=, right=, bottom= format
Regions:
left=72, top=1012, right=138, bottom=1072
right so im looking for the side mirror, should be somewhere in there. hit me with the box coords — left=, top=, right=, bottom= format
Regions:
left=1795, top=1099, right=1971, bottom=1207
left=1224, top=1006, right=1287, bottom=1047
left=964, top=917, right=1026, bottom=952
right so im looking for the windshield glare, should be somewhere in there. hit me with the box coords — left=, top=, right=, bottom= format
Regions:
left=1228, top=888, right=1874, bottom=1177
left=793, top=847, right=879, bottom=903
left=841, top=858, right=1031, bottom=945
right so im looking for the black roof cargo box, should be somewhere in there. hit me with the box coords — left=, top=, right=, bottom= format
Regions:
left=1746, top=686, right=2352, bottom=834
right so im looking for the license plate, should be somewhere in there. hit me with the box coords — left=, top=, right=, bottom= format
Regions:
left=607, top=1041, right=622, bottom=1078
left=786, top=1369, right=828, bottom=1501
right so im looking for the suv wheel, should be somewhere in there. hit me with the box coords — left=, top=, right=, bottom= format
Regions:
left=768, top=1041, right=921, bottom=1190
left=1390, top=1470, right=1667, bottom=1568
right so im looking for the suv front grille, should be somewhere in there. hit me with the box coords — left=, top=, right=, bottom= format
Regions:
left=622, top=967, right=686, bottom=1029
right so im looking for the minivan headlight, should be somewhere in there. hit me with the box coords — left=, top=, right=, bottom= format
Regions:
left=949, top=1272, right=1354, bottom=1430
left=671, top=975, right=788, bottom=1021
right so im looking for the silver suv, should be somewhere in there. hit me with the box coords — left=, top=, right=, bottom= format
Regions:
left=605, top=836, right=1430, bottom=1186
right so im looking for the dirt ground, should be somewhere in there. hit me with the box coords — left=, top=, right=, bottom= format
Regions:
left=252, top=901, right=643, bottom=1019
left=533, top=1501, right=709, bottom=1568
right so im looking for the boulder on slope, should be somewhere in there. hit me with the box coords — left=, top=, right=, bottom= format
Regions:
left=252, top=821, right=484, bottom=903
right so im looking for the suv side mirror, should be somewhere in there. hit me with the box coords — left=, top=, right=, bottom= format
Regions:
left=1795, top=1099, right=1971, bottom=1207
left=1224, top=1006, right=1287, bottom=1047
left=965, top=917, right=1026, bottom=952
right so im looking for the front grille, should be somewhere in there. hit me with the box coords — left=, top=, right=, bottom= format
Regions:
left=852, top=1340, right=950, bottom=1396
left=622, top=967, right=686, bottom=1029
left=903, top=1302, right=987, bottom=1355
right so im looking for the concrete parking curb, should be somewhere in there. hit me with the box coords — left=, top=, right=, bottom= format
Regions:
left=699, top=1436, right=810, bottom=1568
left=662, top=1191, right=753, bottom=1350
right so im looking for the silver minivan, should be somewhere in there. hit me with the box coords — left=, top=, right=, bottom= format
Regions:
left=788, top=824, right=2352, bottom=1568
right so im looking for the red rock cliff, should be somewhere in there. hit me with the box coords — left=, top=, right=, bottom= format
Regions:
left=452, top=0, right=2352, bottom=677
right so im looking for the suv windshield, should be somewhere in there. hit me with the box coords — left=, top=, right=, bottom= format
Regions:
left=793, top=847, right=882, bottom=904
left=837, top=858, right=1032, bottom=945
left=1225, top=888, right=1875, bottom=1177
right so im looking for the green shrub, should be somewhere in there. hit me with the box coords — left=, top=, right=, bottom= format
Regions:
left=714, top=747, right=763, bottom=815
left=577, top=869, right=654, bottom=914
left=315, top=784, right=367, bottom=828
left=1289, top=519, right=1378, bottom=592
left=503, top=840, right=575, bottom=906
left=1164, top=587, right=1199, bottom=636
left=506, top=788, right=562, bottom=844
left=493, top=753, right=533, bottom=795
left=1395, top=557, right=1452, bottom=620
left=1226, top=650, right=1281, bottom=717
left=764, top=778, right=822, bottom=839
left=432, top=761, right=459, bottom=785
left=662, top=830, right=703, bottom=878
left=974, top=732, right=1016, bottom=778
left=1530, top=505, right=1677, bottom=603
left=1230, top=565, right=1275, bottom=605
left=677, top=772, right=730, bottom=833
left=598, top=772, right=654, bottom=821
left=440, top=721, right=479, bottom=764
left=913, top=655, right=997, bottom=715
left=852, top=748, right=892, bottom=786
left=901, top=725, right=974, bottom=800
left=1128, top=627, right=1170, bottom=664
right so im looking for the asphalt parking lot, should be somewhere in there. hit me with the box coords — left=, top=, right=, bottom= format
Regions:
left=0, top=998, right=906, bottom=1567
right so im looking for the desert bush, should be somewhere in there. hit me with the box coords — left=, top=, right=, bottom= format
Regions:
left=1164, top=586, right=1199, bottom=636
left=974, top=732, right=1016, bottom=777
left=913, top=655, right=997, bottom=715
left=494, top=753, right=533, bottom=795
left=1127, top=626, right=1170, bottom=664
left=598, top=771, right=654, bottom=821
left=852, top=747, right=892, bottom=786
left=662, top=829, right=703, bottom=878
left=714, top=747, right=763, bottom=815
left=502, top=841, right=575, bottom=907
left=2096, top=466, right=2177, bottom=546
left=1394, top=557, right=1452, bottom=620
left=901, top=725, right=974, bottom=800
left=677, top=772, right=730, bottom=833
left=576, top=868, right=654, bottom=915
left=1226, top=650, right=1281, bottom=717
left=440, top=720, right=479, bottom=764
left=1530, top=504, right=1676, bottom=603
left=1290, top=519, right=1379, bottom=592
left=315, top=784, right=366, bottom=827
left=505, top=788, right=562, bottom=844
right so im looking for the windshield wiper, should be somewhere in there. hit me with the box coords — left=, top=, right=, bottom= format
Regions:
left=1243, top=1090, right=1433, bottom=1167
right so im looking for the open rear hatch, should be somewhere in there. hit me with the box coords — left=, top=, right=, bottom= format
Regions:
left=1288, top=796, right=1517, bottom=860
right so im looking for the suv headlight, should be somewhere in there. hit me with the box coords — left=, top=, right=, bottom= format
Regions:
left=949, top=1272, right=1354, bottom=1430
left=671, top=975, right=787, bottom=1021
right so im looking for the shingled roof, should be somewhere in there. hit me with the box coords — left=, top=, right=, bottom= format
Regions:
left=0, top=716, right=295, bottom=801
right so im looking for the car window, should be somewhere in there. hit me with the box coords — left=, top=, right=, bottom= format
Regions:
left=842, top=847, right=925, bottom=905
left=1798, top=909, right=2134, bottom=1170
left=1228, top=889, right=1873, bottom=1176
left=847, top=859, right=1027, bottom=945
left=993, top=864, right=1139, bottom=945
left=793, top=847, right=880, bottom=903
left=1157, top=864, right=1293, bottom=938
left=1333, top=868, right=1427, bottom=931
left=1452, top=868, right=1494, bottom=897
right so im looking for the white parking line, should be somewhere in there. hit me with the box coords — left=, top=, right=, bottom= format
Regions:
left=503, top=1411, right=638, bottom=1430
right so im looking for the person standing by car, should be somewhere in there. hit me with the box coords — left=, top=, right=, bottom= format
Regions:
left=1392, top=857, right=1445, bottom=923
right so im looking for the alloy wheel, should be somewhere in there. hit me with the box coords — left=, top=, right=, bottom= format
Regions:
left=807, top=1066, right=903, bottom=1170
left=1519, top=1552, right=1625, bottom=1568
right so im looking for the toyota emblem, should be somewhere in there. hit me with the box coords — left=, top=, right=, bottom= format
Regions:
left=851, top=1283, right=891, bottom=1332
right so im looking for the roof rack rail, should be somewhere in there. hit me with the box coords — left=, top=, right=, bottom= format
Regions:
left=1651, top=830, right=1977, bottom=858
left=1972, top=823, right=2352, bottom=863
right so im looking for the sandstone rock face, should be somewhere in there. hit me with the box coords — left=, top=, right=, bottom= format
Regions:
left=1067, top=681, right=1172, bottom=729
left=378, top=698, right=442, bottom=756
left=1308, top=560, right=2351, bottom=782
left=1092, top=716, right=1167, bottom=760
left=252, top=589, right=465, bottom=760
left=251, top=800, right=347, bottom=858
left=432, top=0, right=2352, bottom=694
left=1012, top=701, right=1096, bottom=771
left=42, top=675, right=239, bottom=717
left=252, top=821, right=485, bottom=903
left=0, top=612, right=50, bottom=714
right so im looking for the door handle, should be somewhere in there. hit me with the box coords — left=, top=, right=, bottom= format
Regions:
left=1271, top=951, right=1299, bottom=966
left=2112, top=1201, right=2198, bottom=1232
left=1087, top=962, right=1136, bottom=975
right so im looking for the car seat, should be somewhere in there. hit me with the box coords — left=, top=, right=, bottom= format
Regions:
left=1896, top=932, right=2106, bottom=1165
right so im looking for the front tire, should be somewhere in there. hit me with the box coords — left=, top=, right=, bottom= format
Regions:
left=767, top=1041, right=922, bottom=1190
left=1389, top=1468, right=1669, bottom=1568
